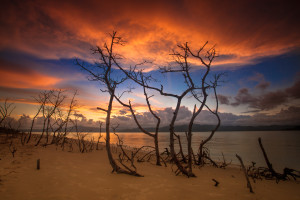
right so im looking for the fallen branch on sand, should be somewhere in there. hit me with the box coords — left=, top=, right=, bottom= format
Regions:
left=247, top=137, right=300, bottom=183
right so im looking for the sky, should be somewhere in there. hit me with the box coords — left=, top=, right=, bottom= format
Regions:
left=0, top=0, right=300, bottom=129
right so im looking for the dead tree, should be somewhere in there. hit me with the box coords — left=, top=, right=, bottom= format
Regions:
left=196, top=74, right=223, bottom=165
left=114, top=77, right=162, bottom=166
left=96, top=122, right=103, bottom=150
left=114, top=41, right=218, bottom=177
left=44, top=90, right=65, bottom=145
left=60, top=90, right=78, bottom=147
left=257, top=137, right=300, bottom=181
left=174, top=133, right=187, bottom=163
left=236, top=154, right=254, bottom=193
left=74, top=119, right=88, bottom=153
left=112, top=125, right=142, bottom=175
left=0, top=99, right=16, bottom=128
left=76, top=31, right=142, bottom=177
left=258, top=137, right=278, bottom=177
left=114, top=48, right=196, bottom=177
left=49, top=108, right=65, bottom=144
left=36, top=90, right=65, bottom=146
left=243, top=138, right=300, bottom=183
left=26, top=91, right=51, bottom=144
left=35, top=90, right=53, bottom=146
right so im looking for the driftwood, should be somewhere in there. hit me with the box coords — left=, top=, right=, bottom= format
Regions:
left=219, top=152, right=231, bottom=169
left=113, top=131, right=143, bottom=177
left=248, top=138, right=300, bottom=183
left=212, top=179, right=219, bottom=187
left=174, top=133, right=187, bottom=163
left=37, top=159, right=40, bottom=170
left=258, top=137, right=277, bottom=177
left=236, top=154, right=254, bottom=193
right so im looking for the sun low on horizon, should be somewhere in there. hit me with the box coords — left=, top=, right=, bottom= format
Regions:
left=0, top=0, right=299, bottom=129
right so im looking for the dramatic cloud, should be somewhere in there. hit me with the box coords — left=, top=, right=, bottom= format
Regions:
left=0, top=59, right=61, bottom=89
left=113, top=106, right=250, bottom=128
left=220, top=80, right=300, bottom=111
left=231, top=88, right=258, bottom=107
left=285, top=80, right=300, bottom=99
left=73, top=105, right=300, bottom=127
left=237, top=106, right=300, bottom=126
left=1, top=0, right=299, bottom=69
left=1, top=1, right=299, bottom=126
left=6, top=104, right=299, bottom=131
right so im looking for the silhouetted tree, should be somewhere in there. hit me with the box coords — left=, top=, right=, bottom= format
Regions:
left=60, top=90, right=78, bottom=147
left=195, top=74, right=223, bottom=165
left=114, top=41, right=218, bottom=177
left=0, top=99, right=15, bottom=128
left=26, top=91, right=52, bottom=143
left=76, top=31, right=142, bottom=176
left=77, top=30, right=221, bottom=177
left=36, top=89, right=65, bottom=146
left=114, top=75, right=162, bottom=166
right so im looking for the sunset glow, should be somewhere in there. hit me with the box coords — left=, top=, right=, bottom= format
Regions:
left=0, top=0, right=299, bottom=128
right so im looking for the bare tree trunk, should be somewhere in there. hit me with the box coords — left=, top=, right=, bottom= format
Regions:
left=104, top=92, right=142, bottom=176
left=27, top=91, right=50, bottom=144
left=236, top=154, right=254, bottom=193
left=143, top=85, right=161, bottom=166
left=174, top=133, right=186, bottom=163
left=154, top=134, right=161, bottom=166
left=77, top=31, right=142, bottom=176
left=0, top=99, right=15, bottom=127
left=196, top=75, right=222, bottom=165
left=35, top=116, right=47, bottom=146
left=105, top=93, right=120, bottom=172
left=114, top=83, right=162, bottom=166
left=169, top=98, right=195, bottom=177
left=96, top=122, right=103, bottom=150
left=26, top=106, right=41, bottom=143
left=258, top=137, right=278, bottom=177
left=61, top=91, right=77, bottom=147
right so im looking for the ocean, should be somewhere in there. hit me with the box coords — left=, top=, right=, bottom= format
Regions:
left=69, top=130, right=300, bottom=171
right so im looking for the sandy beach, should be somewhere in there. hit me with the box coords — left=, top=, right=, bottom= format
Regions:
left=0, top=136, right=299, bottom=200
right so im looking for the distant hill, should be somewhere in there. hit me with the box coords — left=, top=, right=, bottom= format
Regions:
left=26, top=124, right=300, bottom=133
left=120, top=124, right=300, bottom=132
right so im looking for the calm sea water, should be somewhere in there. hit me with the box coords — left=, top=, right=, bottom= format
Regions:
left=68, top=131, right=300, bottom=171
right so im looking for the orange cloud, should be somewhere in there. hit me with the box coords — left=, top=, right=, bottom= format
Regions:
left=1, top=1, right=299, bottom=71
left=0, top=68, right=61, bottom=89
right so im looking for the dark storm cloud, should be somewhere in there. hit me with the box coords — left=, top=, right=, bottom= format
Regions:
left=231, top=88, right=258, bottom=107
left=220, top=79, right=300, bottom=111
left=238, top=106, right=300, bottom=126
left=285, top=80, right=300, bottom=99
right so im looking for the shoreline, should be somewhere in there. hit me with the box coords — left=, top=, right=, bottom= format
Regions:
left=1, top=134, right=300, bottom=200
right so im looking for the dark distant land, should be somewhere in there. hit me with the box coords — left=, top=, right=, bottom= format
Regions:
left=27, top=124, right=300, bottom=133
left=121, top=124, right=300, bottom=132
